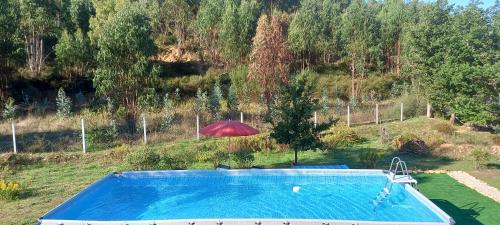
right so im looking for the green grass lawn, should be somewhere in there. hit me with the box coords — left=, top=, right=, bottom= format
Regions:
left=416, top=174, right=500, bottom=225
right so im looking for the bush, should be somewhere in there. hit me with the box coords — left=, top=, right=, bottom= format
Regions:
left=211, top=149, right=230, bottom=168
left=392, top=134, right=430, bottom=155
left=321, top=125, right=363, bottom=148
left=126, top=147, right=161, bottom=170
left=86, top=122, right=118, bottom=149
left=470, top=148, right=491, bottom=169
left=158, top=148, right=197, bottom=170
left=358, top=149, right=382, bottom=169
left=0, top=180, right=22, bottom=201
left=160, top=93, right=175, bottom=131
left=233, top=147, right=255, bottom=168
left=235, top=133, right=282, bottom=152
left=431, top=122, right=455, bottom=135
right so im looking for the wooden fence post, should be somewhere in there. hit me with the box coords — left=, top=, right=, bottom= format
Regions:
left=11, top=122, right=17, bottom=154
left=240, top=112, right=243, bottom=123
left=347, top=105, right=351, bottom=127
left=142, top=114, right=147, bottom=144
left=196, top=114, right=200, bottom=140
left=81, top=118, right=86, bottom=153
left=375, top=104, right=379, bottom=124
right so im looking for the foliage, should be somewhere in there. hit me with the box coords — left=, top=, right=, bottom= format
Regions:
left=249, top=13, right=292, bottom=113
left=158, top=148, right=197, bottom=169
left=0, top=180, right=22, bottom=201
left=288, top=0, right=322, bottom=65
left=358, top=149, right=382, bottom=169
left=233, top=147, right=255, bottom=168
left=2, top=97, right=16, bottom=120
left=86, top=121, right=118, bottom=149
left=69, top=0, right=94, bottom=32
left=126, top=147, right=160, bottom=170
left=160, top=93, right=175, bottom=131
left=392, top=133, right=430, bottom=155
left=321, top=125, right=362, bottom=148
left=193, top=88, right=208, bottom=115
left=431, top=122, right=456, bottom=135
left=93, top=4, right=158, bottom=122
left=55, top=28, right=93, bottom=78
left=470, top=148, right=492, bottom=169
left=320, top=87, right=329, bottom=114
left=271, top=70, right=333, bottom=164
left=227, top=83, right=239, bottom=113
left=228, top=65, right=258, bottom=111
left=209, top=79, right=223, bottom=120
left=56, top=88, right=72, bottom=118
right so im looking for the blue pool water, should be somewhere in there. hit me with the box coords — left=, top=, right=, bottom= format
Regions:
left=42, top=170, right=448, bottom=223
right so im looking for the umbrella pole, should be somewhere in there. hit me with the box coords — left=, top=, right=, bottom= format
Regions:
left=228, top=137, right=231, bottom=168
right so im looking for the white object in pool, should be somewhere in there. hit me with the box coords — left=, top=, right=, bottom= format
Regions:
left=293, top=186, right=300, bottom=192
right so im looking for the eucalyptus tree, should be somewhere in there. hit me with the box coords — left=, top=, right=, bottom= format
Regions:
left=70, top=0, right=94, bottom=33
left=379, top=0, right=405, bottom=76
left=196, top=0, right=224, bottom=63
left=320, top=0, right=348, bottom=64
left=288, top=0, right=323, bottom=69
left=94, top=5, right=159, bottom=130
left=220, top=0, right=240, bottom=62
left=55, top=28, right=93, bottom=80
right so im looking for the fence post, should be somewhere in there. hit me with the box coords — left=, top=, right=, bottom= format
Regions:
left=375, top=104, right=379, bottom=124
left=400, top=103, right=404, bottom=121
left=196, top=114, right=200, bottom=140
left=240, top=112, right=243, bottom=123
left=427, top=103, right=431, bottom=118
left=347, top=105, right=351, bottom=127
left=81, top=118, right=86, bottom=153
left=314, top=111, right=317, bottom=128
left=11, top=122, right=17, bottom=154
left=142, top=114, right=147, bottom=144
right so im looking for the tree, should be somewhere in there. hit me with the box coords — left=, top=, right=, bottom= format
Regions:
left=194, top=87, right=208, bottom=115
left=93, top=5, right=158, bottom=131
left=341, top=0, right=381, bottom=98
left=288, top=0, right=323, bottom=68
left=209, top=80, right=223, bottom=120
left=220, top=0, right=240, bottom=62
left=88, top=0, right=128, bottom=44
left=238, top=0, right=261, bottom=58
left=271, top=71, right=332, bottom=165
left=55, top=29, right=93, bottom=80
left=249, top=14, right=292, bottom=115
left=0, top=0, right=22, bottom=100
left=56, top=87, right=72, bottom=118
left=196, top=0, right=224, bottom=63
left=379, top=0, right=405, bottom=76
left=319, top=0, right=348, bottom=64
left=19, top=0, right=57, bottom=75
left=70, top=0, right=94, bottom=33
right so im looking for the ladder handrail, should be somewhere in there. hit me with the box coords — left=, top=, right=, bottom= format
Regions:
left=388, top=157, right=401, bottom=173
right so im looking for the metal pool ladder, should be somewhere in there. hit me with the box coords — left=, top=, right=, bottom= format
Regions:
left=372, top=157, right=418, bottom=207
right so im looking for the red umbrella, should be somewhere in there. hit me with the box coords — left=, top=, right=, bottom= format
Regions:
left=200, top=120, right=259, bottom=168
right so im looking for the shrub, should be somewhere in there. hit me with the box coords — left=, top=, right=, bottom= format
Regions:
left=126, top=147, right=161, bottom=170
left=158, top=148, right=197, bottom=170
left=235, top=133, right=282, bottom=152
left=209, top=80, right=223, bottom=120
left=0, top=180, right=22, bottom=201
left=470, top=148, right=491, bottom=169
left=233, top=147, right=255, bottom=168
left=193, top=88, right=209, bottom=115
left=211, top=149, right=230, bottom=168
left=321, top=125, right=362, bottom=148
left=56, top=88, right=72, bottom=118
left=2, top=97, right=16, bottom=120
left=431, top=122, right=455, bottom=135
left=87, top=122, right=118, bottom=149
left=358, top=149, right=382, bottom=169
left=392, top=134, right=430, bottom=155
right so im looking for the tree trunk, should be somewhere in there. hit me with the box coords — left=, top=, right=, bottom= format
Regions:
left=396, top=38, right=401, bottom=77
left=350, top=51, right=356, bottom=98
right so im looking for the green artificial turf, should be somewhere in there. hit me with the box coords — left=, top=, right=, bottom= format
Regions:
left=415, top=174, right=500, bottom=225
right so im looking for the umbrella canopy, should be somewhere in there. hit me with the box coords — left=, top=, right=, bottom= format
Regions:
left=200, top=120, right=259, bottom=137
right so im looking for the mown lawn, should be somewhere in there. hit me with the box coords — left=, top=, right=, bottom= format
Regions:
left=415, top=174, right=500, bottom=225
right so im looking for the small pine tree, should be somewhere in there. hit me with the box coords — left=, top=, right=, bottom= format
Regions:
left=160, top=93, right=175, bottom=131
left=2, top=97, right=16, bottom=120
left=56, top=88, right=72, bottom=118
left=209, top=80, right=223, bottom=120
left=333, top=98, right=345, bottom=116
left=194, top=88, right=208, bottom=115
left=321, top=87, right=329, bottom=114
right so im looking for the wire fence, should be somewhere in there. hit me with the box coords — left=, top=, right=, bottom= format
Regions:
left=0, top=101, right=432, bottom=154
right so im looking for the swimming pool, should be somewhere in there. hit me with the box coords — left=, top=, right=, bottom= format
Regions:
left=39, top=169, right=454, bottom=225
